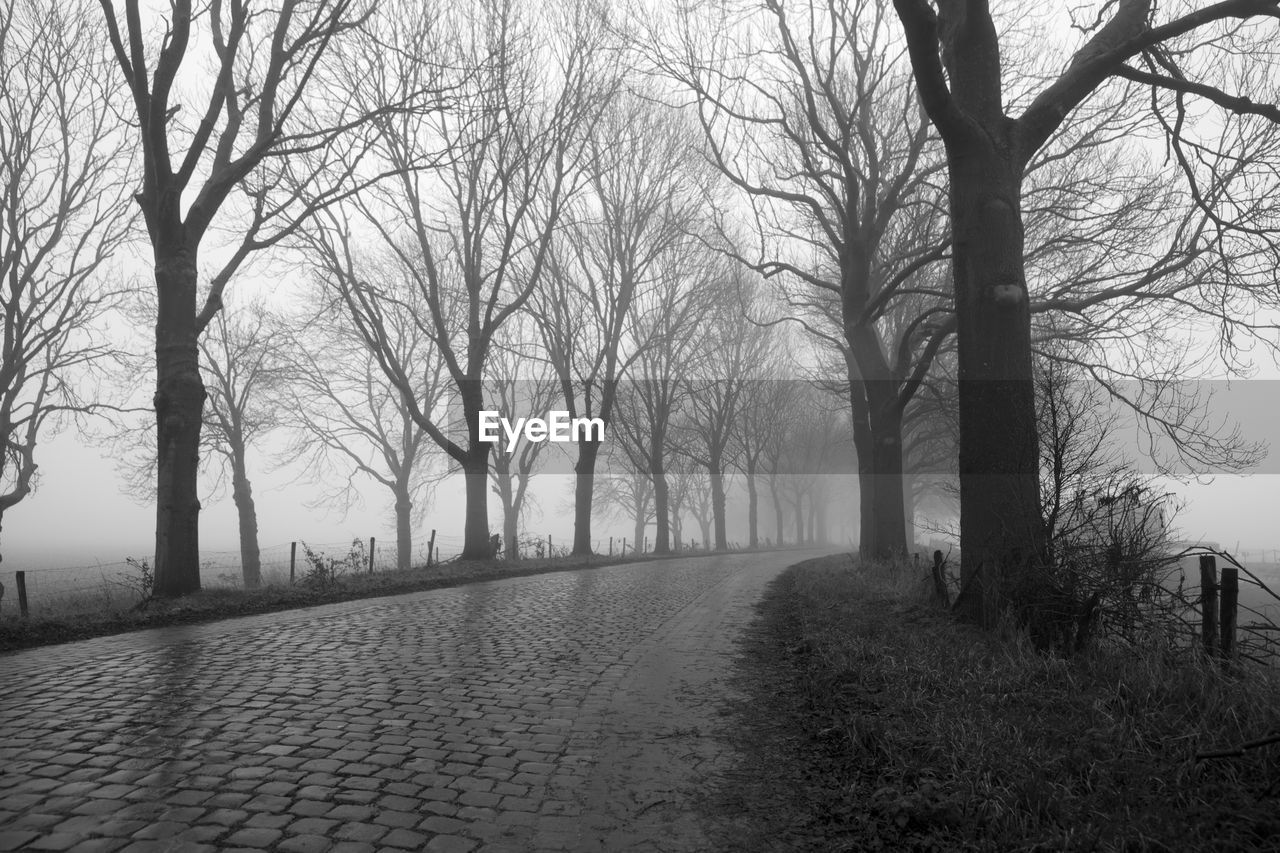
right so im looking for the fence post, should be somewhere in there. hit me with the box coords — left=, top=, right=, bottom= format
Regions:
left=1200, top=555, right=1219, bottom=657
left=289, top=542, right=297, bottom=583
left=621, top=538, right=627, bottom=556
left=16, top=571, right=28, bottom=619
left=609, top=537, right=613, bottom=556
left=1220, top=566, right=1238, bottom=660
left=644, top=536, right=649, bottom=554
left=369, top=537, right=376, bottom=574
left=547, top=534, right=552, bottom=557
left=427, top=529, right=436, bottom=568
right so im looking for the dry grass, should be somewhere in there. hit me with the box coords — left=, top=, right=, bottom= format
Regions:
left=0, top=546, right=764, bottom=652
left=711, top=554, right=1280, bottom=852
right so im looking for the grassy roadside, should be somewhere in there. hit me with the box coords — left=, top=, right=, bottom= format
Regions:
left=711, top=554, right=1280, bottom=852
left=0, top=546, right=791, bottom=654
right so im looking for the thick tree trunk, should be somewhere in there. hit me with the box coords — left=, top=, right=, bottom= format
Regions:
left=153, top=250, right=206, bottom=597
left=461, top=452, right=491, bottom=560
left=571, top=440, right=600, bottom=556
left=230, top=455, right=262, bottom=589
left=393, top=486, right=412, bottom=570
left=710, top=458, right=727, bottom=551
left=947, top=137, right=1046, bottom=628
left=858, top=403, right=909, bottom=560
left=746, top=458, right=759, bottom=549
left=459, top=380, right=492, bottom=560
left=651, top=453, right=671, bottom=554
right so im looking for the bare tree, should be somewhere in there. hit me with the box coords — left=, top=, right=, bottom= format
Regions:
left=653, top=0, right=952, bottom=560
left=734, top=365, right=802, bottom=549
left=893, top=0, right=1280, bottom=627
left=97, top=0, right=410, bottom=595
left=285, top=278, right=444, bottom=572
left=485, top=324, right=561, bottom=559
left=0, top=0, right=134, bottom=555
left=307, top=0, right=612, bottom=559
left=531, top=90, right=710, bottom=556
left=199, top=302, right=289, bottom=587
left=672, top=273, right=771, bottom=550
left=609, top=239, right=722, bottom=554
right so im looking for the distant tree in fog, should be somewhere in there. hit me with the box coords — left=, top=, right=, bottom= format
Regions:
left=284, top=283, right=444, bottom=572
left=531, top=90, right=711, bottom=557
left=199, top=303, right=290, bottom=587
left=306, top=0, right=612, bottom=560
left=485, top=325, right=560, bottom=560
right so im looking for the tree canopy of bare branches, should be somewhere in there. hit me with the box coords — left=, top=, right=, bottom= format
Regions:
left=0, top=0, right=134, bottom=555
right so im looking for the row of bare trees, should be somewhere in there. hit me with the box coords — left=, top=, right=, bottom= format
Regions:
left=5, top=0, right=1279, bottom=648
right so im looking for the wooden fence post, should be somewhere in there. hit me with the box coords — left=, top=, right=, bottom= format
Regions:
left=369, top=537, right=376, bottom=574
left=1220, top=566, right=1238, bottom=660
left=547, top=534, right=552, bottom=557
left=609, top=537, right=613, bottom=556
left=16, top=571, right=28, bottom=619
left=290, top=542, right=297, bottom=583
left=1200, top=555, right=1219, bottom=657
left=621, top=538, right=627, bottom=556
left=427, top=529, right=436, bottom=568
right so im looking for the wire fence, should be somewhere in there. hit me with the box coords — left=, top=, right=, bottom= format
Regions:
left=0, top=529, right=667, bottom=620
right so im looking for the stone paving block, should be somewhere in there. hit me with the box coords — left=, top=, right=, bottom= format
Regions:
left=0, top=830, right=41, bottom=852
left=65, top=838, right=128, bottom=853
left=423, top=835, right=477, bottom=853
left=277, top=834, right=331, bottom=853
left=0, top=554, right=794, bottom=853
left=222, top=827, right=282, bottom=847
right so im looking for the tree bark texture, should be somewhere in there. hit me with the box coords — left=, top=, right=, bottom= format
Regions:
left=231, top=457, right=262, bottom=589
left=153, top=251, right=206, bottom=597
left=947, top=135, right=1045, bottom=628
left=571, top=439, right=601, bottom=556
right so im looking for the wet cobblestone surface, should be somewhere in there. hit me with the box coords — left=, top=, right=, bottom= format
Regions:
left=0, top=551, right=812, bottom=851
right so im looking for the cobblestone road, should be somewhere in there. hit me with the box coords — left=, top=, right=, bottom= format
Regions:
left=0, top=551, right=814, bottom=852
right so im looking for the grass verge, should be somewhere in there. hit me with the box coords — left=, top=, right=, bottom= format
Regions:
left=0, top=546, right=779, bottom=653
left=711, top=553, right=1280, bottom=852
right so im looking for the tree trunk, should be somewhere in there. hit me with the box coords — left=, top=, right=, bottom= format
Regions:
left=230, top=454, right=262, bottom=589
left=746, top=457, right=759, bottom=549
left=153, top=250, right=206, bottom=597
left=858, top=402, right=909, bottom=560
left=794, top=497, right=804, bottom=544
left=651, top=471, right=671, bottom=555
left=503, top=502, right=519, bottom=561
left=710, top=457, right=727, bottom=551
left=633, top=508, right=645, bottom=556
left=770, top=481, right=784, bottom=546
left=461, top=451, right=491, bottom=560
left=947, top=136, right=1046, bottom=628
left=393, top=485, right=412, bottom=570
left=459, top=380, right=492, bottom=560
left=571, top=440, right=600, bottom=556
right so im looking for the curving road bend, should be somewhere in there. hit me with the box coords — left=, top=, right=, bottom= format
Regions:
left=0, top=550, right=819, bottom=852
